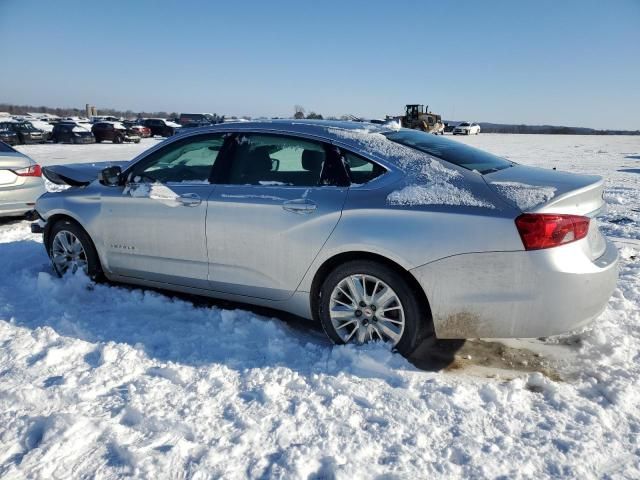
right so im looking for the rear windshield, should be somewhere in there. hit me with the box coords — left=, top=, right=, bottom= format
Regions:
left=383, top=129, right=513, bottom=174
left=0, top=141, right=16, bottom=153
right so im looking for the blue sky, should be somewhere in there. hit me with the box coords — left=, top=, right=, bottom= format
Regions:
left=1, top=0, right=638, bottom=129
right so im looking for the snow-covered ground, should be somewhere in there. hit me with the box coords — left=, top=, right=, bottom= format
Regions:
left=0, top=134, right=638, bottom=479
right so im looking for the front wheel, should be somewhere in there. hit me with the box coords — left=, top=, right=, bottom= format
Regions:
left=318, top=260, right=432, bottom=356
left=47, top=219, right=103, bottom=281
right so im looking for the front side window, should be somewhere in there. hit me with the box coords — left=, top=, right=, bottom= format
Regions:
left=131, top=134, right=224, bottom=183
left=223, top=134, right=347, bottom=187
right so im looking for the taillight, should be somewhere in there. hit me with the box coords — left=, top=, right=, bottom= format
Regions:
left=14, top=164, right=42, bottom=177
left=515, top=213, right=590, bottom=250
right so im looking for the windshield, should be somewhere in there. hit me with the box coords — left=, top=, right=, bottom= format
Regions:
left=383, top=129, right=513, bottom=174
left=17, top=122, right=36, bottom=131
left=458, top=122, right=470, bottom=127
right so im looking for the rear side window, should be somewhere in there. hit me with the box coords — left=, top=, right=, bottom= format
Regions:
left=341, top=151, right=386, bottom=185
left=0, top=141, right=16, bottom=153
left=383, top=129, right=513, bottom=174
left=223, top=134, right=348, bottom=187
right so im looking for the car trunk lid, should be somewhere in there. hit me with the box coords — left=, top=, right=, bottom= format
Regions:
left=484, top=165, right=607, bottom=260
left=0, top=153, right=32, bottom=188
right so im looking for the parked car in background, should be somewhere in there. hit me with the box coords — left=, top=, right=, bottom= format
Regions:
left=444, top=122, right=456, bottom=133
left=90, top=115, right=121, bottom=123
left=26, top=119, right=54, bottom=141
left=51, top=122, right=95, bottom=144
left=0, top=124, right=18, bottom=146
left=34, top=120, right=618, bottom=358
left=0, top=121, right=46, bottom=144
left=178, top=113, right=220, bottom=126
left=0, top=141, right=45, bottom=217
left=122, top=122, right=152, bottom=138
left=92, top=122, right=141, bottom=144
left=143, top=118, right=181, bottom=137
left=453, top=122, right=481, bottom=135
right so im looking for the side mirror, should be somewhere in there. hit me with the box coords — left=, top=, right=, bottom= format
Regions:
left=99, top=166, right=122, bottom=186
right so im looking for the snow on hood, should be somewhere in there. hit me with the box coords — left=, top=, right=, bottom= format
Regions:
left=165, top=121, right=181, bottom=128
left=329, top=127, right=494, bottom=208
left=72, top=125, right=91, bottom=133
left=490, top=181, right=557, bottom=210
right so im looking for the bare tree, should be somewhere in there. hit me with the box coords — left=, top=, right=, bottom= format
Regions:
left=293, top=105, right=305, bottom=119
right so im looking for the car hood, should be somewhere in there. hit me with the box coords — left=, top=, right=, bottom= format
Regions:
left=483, top=164, right=604, bottom=215
left=43, top=161, right=130, bottom=186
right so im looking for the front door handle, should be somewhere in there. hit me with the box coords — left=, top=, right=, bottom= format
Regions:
left=282, top=198, right=317, bottom=214
left=178, top=193, right=201, bottom=207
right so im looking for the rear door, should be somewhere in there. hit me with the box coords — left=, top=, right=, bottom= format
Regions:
left=100, top=133, right=225, bottom=287
left=206, top=132, right=349, bottom=300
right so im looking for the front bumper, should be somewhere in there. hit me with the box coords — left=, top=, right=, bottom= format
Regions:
left=410, top=239, right=619, bottom=338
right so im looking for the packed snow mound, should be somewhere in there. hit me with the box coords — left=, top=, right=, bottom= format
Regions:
left=330, top=127, right=493, bottom=208
left=491, top=181, right=557, bottom=210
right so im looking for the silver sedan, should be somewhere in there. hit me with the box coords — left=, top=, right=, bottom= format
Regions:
left=32, top=121, right=618, bottom=356
left=0, top=142, right=46, bottom=217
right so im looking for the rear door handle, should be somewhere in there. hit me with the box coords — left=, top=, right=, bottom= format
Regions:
left=178, top=193, right=201, bottom=207
left=282, top=198, right=317, bottom=214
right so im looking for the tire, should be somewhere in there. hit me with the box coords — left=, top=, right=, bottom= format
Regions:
left=113, top=135, right=123, bottom=144
left=318, top=260, right=433, bottom=357
left=47, top=219, right=103, bottom=281
left=95, top=138, right=102, bottom=143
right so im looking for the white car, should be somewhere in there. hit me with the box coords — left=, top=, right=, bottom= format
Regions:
left=0, top=142, right=45, bottom=217
left=453, top=122, right=481, bottom=135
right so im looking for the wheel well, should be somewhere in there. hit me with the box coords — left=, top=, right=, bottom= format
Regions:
left=309, top=251, right=432, bottom=323
left=44, top=214, right=89, bottom=249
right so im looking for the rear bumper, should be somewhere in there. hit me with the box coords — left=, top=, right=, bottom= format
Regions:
left=0, top=181, right=46, bottom=217
left=410, top=239, right=619, bottom=338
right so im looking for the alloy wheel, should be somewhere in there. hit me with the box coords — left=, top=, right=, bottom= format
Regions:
left=329, top=274, right=405, bottom=346
left=51, top=230, right=88, bottom=275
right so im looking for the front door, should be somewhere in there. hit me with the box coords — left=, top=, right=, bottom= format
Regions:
left=206, top=133, right=349, bottom=300
left=101, top=133, right=225, bottom=288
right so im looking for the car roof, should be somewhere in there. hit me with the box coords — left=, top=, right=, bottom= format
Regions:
left=171, top=119, right=412, bottom=165
left=180, top=119, right=393, bottom=144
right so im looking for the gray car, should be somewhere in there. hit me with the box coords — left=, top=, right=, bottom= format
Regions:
left=32, top=121, right=618, bottom=356
left=0, top=142, right=46, bottom=217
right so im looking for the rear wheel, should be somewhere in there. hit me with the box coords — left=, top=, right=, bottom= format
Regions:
left=318, top=260, right=432, bottom=356
left=47, top=219, right=103, bottom=281
left=113, top=135, right=123, bottom=144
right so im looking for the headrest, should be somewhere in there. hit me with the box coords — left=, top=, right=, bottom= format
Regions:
left=302, top=150, right=324, bottom=173
left=249, top=146, right=273, bottom=172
